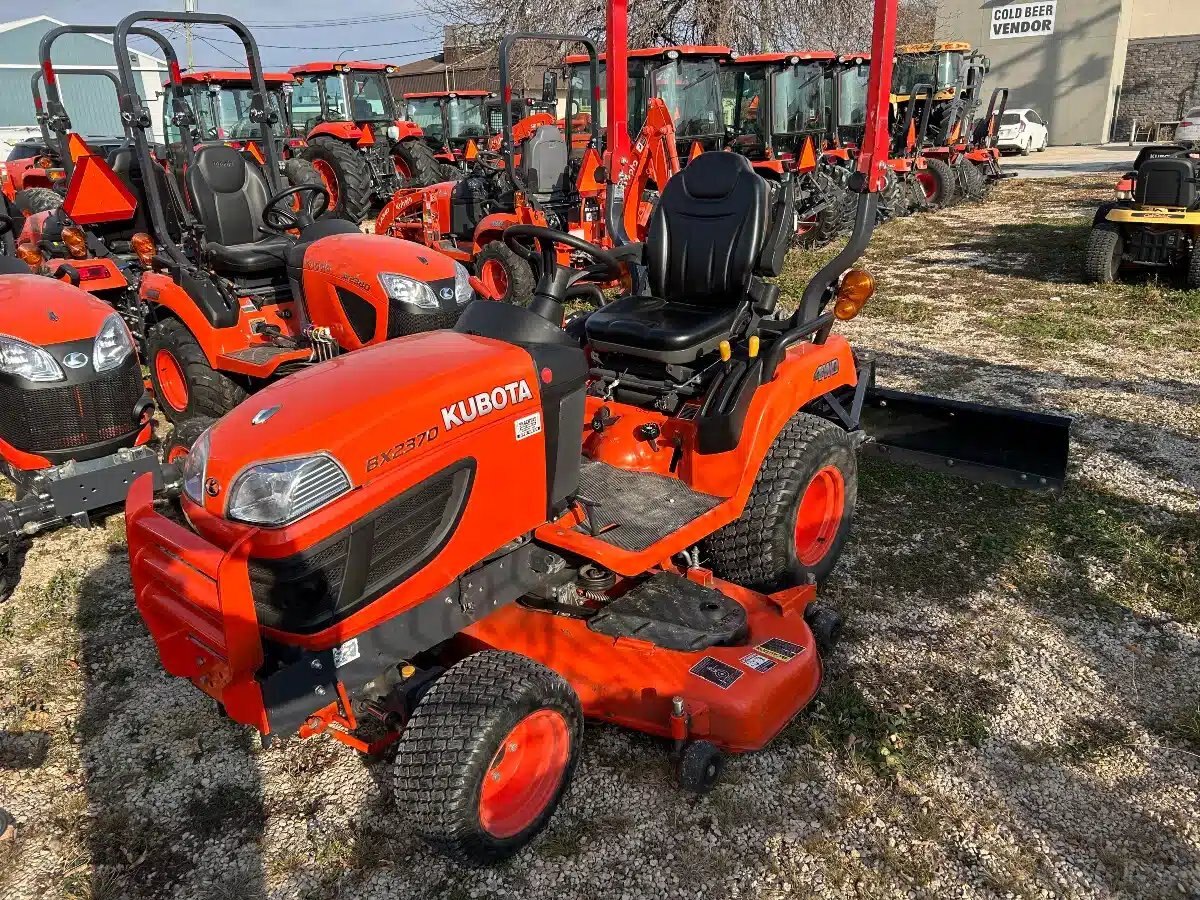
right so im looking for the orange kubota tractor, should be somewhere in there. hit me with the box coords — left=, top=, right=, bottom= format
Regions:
left=375, top=34, right=679, bottom=305
left=288, top=61, right=444, bottom=223
left=125, top=0, right=1072, bottom=864
left=100, top=12, right=474, bottom=423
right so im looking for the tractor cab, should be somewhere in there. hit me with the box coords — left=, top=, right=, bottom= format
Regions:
left=164, top=70, right=297, bottom=146
left=892, top=42, right=988, bottom=148
left=832, top=54, right=871, bottom=151
left=564, top=46, right=730, bottom=158
left=723, top=52, right=835, bottom=167
left=403, top=90, right=493, bottom=164
left=288, top=61, right=400, bottom=132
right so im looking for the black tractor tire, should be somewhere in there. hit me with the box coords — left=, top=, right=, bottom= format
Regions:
left=0, top=539, right=28, bottom=604
left=163, top=415, right=216, bottom=464
left=903, top=174, right=929, bottom=215
left=1083, top=222, right=1124, bottom=284
left=147, top=318, right=247, bottom=424
left=703, top=413, right=858, bottom=590
left=301, top=136, right=372, bottom=225
left=677, top=740, right=724, bottom=794
left=1187, top=247, right=1200, bottom=290
left=393, top=138, right=444, bottom=188
left=876, top=169, right=903, bottom=223
left=440, top=162, right=464, bottom=181
left=797, top=170, right=849, bottom=248
left=920, top=157, right=958, bottom=208
left=394, top=651, right=583, bottom=864
left=0, top=806, right=13, bottom=840
left=955, top=157, right=988, bottom=203
left=474, top=240, right=536, bottom=305
left=12, top=187, right=62, bottom=218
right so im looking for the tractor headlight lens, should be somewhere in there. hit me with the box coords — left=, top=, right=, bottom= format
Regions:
left=93, top=313, right=134, bottom=373
left=0, top=333, right=64, bottom=382
left=182, top=426, right=212, bottom=505
left=453, top=262, right=475, bottom=306
left=379, top=272, right=440, bottom=309
left=387, top=125, right=400, bottom=142
left=226, top=455, right=350, bottom=527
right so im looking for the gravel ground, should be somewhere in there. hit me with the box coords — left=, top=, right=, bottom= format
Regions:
left=1, top=174, right=1198, bottom=900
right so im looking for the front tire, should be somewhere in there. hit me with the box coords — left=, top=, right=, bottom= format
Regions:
left=1083, top=222, right=1123, bottom=284
left=392, top=138, right=444, bottom=188
left=147, top=318, right=247, bottom=424
left=956, top=158, right=988, bottom=203
left=1187, top=246, right=1200, bottom=290
left=474, top=240, right=536, bottom=305
left=917, top=157, right=958, bottom=208
left=163, top=416, right=216, bottom=464
left=704, top=413, right=858, bottom=590
left=394, top=651, right=582, bottom=863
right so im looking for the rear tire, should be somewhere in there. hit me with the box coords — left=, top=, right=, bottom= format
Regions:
left=147, top=318, right=247, bottom=424
left=394, top=651, right=582, bottom=863
left=704, top=413, right=857, bottom=590
left=956, top=157, right=988, bottom=203
left=475, top=240, right=536, bottom=305
left=163, top=416, right=215, bottom=464
left=1187, top=247, right=1200, bottom=290
left=876, top=169, right=903, bottom=223
left=1083, top=222, right=1123, bottom=284
left=797, top=170, right=850, bottom=247
left=393, top=138, right=444, bottom=188
left=301, top=136, right=371, bottom=224
left=919, top=157, right=958, bottom=208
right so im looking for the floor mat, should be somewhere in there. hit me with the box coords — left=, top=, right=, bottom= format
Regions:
left=574, top=460, right=722, bottom=552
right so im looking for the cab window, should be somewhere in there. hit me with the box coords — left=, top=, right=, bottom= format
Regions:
left=774, top=63, right=826, bottom=135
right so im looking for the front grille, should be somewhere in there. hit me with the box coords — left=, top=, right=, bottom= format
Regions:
left=386, top=304, right=461, bottom=339
left=0, top=364, right=143, bottom=453
left=248, top=461, right=474, bottom=633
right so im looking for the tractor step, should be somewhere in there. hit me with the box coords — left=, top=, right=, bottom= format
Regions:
left=859, top=386, right=1070, bottom=490
left=588, top=572, right=749, bottom=651
left=573, top=460, right=722, bottom=552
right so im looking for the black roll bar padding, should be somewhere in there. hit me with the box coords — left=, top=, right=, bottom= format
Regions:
left=38, top=24, right=183, bottom=180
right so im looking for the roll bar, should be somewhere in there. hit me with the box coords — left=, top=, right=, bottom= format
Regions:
left=30, top=68, right=129, bottom=155
left=895, top=82, right=935, bottom=152
left=979, top=87, right=1010, bottom=149
left=38, top=24, right=183, bottom=179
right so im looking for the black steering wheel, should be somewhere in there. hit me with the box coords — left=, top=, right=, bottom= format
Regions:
left=502, top=224, right=623, bottom=306
left=261, top=183, right=330, bottom=234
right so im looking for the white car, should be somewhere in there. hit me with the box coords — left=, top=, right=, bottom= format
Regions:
left=1176, top=107, right=1200, bottom=144
left=995, top=108, right=1049, bottom=155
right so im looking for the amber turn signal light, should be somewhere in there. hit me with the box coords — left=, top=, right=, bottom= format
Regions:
left=833, top=268, right=876, bottom=321
left=61, top=225, right=88, bottom=258
left=130, top=232, right=156, bottom=268
left=34, top=155, right=53, bottom=169
left=16, top=243, right=44, bottom=268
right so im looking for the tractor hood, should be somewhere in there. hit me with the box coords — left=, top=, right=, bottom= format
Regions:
left=0, top=274, right=119, bottom=346
left=191, top=329, right=542, bottom=520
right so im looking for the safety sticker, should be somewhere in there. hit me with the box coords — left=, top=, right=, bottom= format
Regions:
left=740, top=652, right=777, bottom=673
left=514, top=412, right=542, bottom=441
left=690, top=656, right=743, bottom=689
left=755, top=637, right=805, bottom=663
left=332, top=638, right=360, bottom=668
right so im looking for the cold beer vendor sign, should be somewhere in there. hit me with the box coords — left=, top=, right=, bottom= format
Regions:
left=991, top=1, right=1056, bottom=40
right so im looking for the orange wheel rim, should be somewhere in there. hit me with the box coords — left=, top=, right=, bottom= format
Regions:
left=478, top=709, right=570, bottom=839
left=166, top=443, right=190, bottom=463
left=479, top=258, right=509, bottom=299
left=915, top=171, right=938, bottom=200
left=794, top=465, right=846, bottom=566
left=311, top=159, right=339, bottom=210
left=393, top=155, right=412, bottom=178
left=154, top=349, right=188, bottom=413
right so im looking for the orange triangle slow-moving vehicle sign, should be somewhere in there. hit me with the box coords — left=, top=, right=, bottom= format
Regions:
left=688, top=140, right=703, bottom=162
left=797, top=136, right=818, bottom=172
left=62, top=154, right=137, bottom=225
left=357, top=124, right=376, bottom=146
left=245, top=141, right=266, bottom=165
left=949, top=121, right=962, bottom=144
left=577, top=147, right=604, bottom=193
left=66, top=132, right=94, bottom=163
left=464, top=139, right=478, bottom=161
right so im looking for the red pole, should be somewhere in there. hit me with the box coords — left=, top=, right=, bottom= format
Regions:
left=605, top=0, right=631, bottom=174
left=856, top=0, right=899, bottom=191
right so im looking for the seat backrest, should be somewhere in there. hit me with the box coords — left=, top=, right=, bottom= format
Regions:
left=519, top=125, right=567, bottom=194
left=1135, top=156, right=1198, bottom=209
left=184, top=144, right=272, bottom=246
left=645, top=152, right=769, bottom=305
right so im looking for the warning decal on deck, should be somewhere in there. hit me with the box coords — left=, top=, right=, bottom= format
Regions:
left=755, top=637, right=805, bottom=663
left=740, top=652, right=777, bottom=673
left=690, top=656, right=743, bottom=689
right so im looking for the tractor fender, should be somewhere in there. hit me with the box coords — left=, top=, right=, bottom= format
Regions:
left=141, top=272, right=227, bottom=368
left=473, top=213, right=523, bottom=252
left=307, top=121, right=363, bottom=142
left=393, top=120, right=423, bottom=141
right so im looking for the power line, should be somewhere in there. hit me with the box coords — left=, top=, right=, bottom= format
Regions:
left=239, top=12, right=430, bottom=29
left=200, top=35, right=440, bottom=50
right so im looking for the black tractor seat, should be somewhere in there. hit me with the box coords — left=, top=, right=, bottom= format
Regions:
left=205, top=235, right=292, bottom=275
left=585, top=152, right=789, bottom=365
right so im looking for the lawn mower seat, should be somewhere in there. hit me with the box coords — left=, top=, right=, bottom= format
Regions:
left=585, top=152, right=789, bottom=364
left=519, top=125, right=568, bottom=195
left=184, top=144, right=291, bottom=276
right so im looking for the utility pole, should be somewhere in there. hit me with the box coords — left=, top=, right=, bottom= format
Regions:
left=184, top=0, right=196, bottom=68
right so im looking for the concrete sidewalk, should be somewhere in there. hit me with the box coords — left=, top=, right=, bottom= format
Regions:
left=998, top=143, right=1141, bottom=178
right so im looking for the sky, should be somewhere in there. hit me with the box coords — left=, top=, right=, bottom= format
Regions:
left=37, top=0, right=445, bottom=70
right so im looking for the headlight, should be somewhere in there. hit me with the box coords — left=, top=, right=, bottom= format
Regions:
left=379, top=272, right=440, bottom=309
left=93, top=313, right=134, bottom=372
left=0, top=333, right=64, bottom=382
left=226, top=455, right=350, bottom=527
left=182, top=426, right=211, bottom=504
left=387, top=125, right=401, bottom=141
left=453, top=262, right=475, bottom=306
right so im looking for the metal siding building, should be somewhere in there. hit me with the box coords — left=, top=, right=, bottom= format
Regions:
left=0, top=16, right=168, bottom=152
left=934, top=0, right=1200, bottom=145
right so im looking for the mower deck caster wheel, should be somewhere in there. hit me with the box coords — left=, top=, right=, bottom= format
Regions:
left=678, top=740, right=724, bottom=794
left=0, top=806, right=13, bottom=841
left=805, top=604, right=844, bottom=657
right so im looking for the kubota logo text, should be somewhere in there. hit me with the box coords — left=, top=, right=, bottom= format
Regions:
left=442, top=380, right=533, bottom=430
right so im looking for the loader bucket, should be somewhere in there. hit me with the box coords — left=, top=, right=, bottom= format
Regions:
left=859, top=387, right=1070, bottom=491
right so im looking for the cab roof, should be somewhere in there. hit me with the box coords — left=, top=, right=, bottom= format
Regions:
left=735, top=51, right=838, bottom=64
left=403, top=90, right=492, bottom=99
left=288, top=61, right=394, bottom=76
left=563, top=45, right=733, bottom=64
left=175, top=69, right=296, bottom=86
left=896, top=41, right=971, bottom=54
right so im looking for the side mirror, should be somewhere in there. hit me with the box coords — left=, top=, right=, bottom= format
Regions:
left=542, top=71, right=558, bottom=104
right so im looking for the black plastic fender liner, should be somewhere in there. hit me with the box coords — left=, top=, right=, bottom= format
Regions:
left=858, top=386, right=1071, bottom=491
